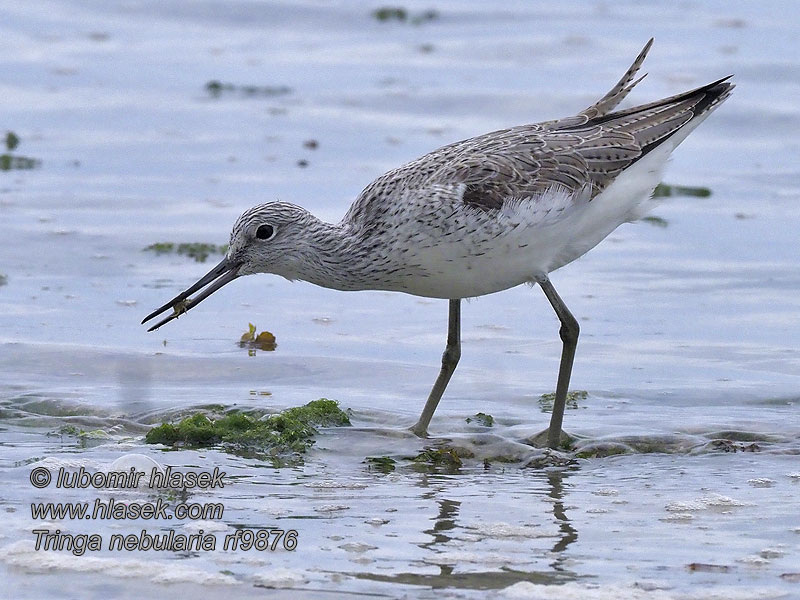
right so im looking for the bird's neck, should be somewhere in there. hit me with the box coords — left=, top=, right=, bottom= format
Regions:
left=293, top=220, right=381, bottom=292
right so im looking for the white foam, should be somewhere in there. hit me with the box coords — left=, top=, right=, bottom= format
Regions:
left=501, top=581, right=674, bottom=600
left=252, top=567, right=309, bottom=587
left=424, top=550, right=529, bottom=567
left=737, top=554, right=770, bottom=566
left=337, top=542, right=377, bottom=553
left=758, top=547, right=785, bottom=559
left=313, top=504, right=349, bottom=512
left=472, top=522, right=552, bottom=539
left=681, top=587, right=788, bottom=600
left=183, top=520, right=228, bottom=534
left=501, top=582, right=788, bottom=600
left=665, top=500, right=706, bottom=512
left=659, top=513, right=695, bottom=522
left=303, top=480, right=367, bottom=490
left=700, top=494, right=751, bottom=508
left=665, top=494, right=751, bottom=512
left=746, top=478, right=775, bottom=488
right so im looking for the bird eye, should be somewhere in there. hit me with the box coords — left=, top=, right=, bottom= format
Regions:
left=255, top=224, right=275, bottom=240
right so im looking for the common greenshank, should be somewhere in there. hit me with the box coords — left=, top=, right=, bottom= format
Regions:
left=143, top=39, right=733, bottom=449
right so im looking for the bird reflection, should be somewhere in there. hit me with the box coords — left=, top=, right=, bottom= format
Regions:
left=545, top=469, right=579, bottom=564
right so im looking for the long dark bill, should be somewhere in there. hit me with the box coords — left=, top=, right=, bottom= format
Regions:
left=141, top=257, right=242, bottom=332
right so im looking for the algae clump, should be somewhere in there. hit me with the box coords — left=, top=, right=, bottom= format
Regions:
left=653, top=183, right=711, bottom=198
left=538, top=389, right=588, bottom=412
left=143, top=242, right=228, bottom=263
left=1, top=131, right=41, bottom=170
left=465, top=412, right=494, bottom=427
left=365, top=456, right=396, bottom=473
left=640, top=215, right=669, bottom=228
left=145, top=399, right=351, bottom=460
left=371, top=7, right=439, bottom=24
left=411, top=446, right=464, bottom=473
left=205, top=81, right=292, bottom=98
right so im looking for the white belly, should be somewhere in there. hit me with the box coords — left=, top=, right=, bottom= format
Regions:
left=390, top=145, right=672, bottom=299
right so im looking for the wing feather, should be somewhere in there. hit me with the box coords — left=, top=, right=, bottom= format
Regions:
left=343, top=42, right=732, bottom=227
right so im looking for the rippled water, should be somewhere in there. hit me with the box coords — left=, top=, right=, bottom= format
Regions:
left=1, top=1, right=799, bottom=598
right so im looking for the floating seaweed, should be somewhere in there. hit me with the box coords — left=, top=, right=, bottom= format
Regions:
left=143, top=242, right=227, bottom=263
left=145, top=399, right=351, bottom=464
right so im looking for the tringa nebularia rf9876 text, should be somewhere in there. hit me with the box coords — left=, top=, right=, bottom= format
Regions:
left=143, top=40, right=733, bottom=449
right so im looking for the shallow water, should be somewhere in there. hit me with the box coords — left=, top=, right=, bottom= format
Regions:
left=1, top=0, right=799, bottom=598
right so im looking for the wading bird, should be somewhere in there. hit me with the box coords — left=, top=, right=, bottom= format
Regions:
left=143, top=40, right=733, bottom=449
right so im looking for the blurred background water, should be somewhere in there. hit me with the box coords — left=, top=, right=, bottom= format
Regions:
left=1, top=1, right=799, bottom=598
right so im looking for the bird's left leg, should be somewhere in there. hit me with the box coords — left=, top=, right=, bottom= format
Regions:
left=411, top=299, right=461, bottom=437
left=538, top=276, right=580, bottom=450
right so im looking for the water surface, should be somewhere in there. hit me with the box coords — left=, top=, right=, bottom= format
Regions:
left=1, top=1, right=799, bottom=598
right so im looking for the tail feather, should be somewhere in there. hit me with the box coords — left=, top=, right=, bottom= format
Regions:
left=589, top=75, right=735, bottom=127
left=563, top=76, right=734, bottom=165
left=579, top=38, right=653, bottom=119
left=555, top=68, right=734, bottom=194
left=636, top=78, right=734, bottom=156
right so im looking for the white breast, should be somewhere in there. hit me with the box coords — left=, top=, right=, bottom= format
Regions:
left=385, top=145, right=675, bottom=299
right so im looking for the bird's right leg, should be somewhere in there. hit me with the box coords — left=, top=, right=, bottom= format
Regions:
left=538, top=276, right=580, bottom=450
left=411, top=299, right=461, bottom=437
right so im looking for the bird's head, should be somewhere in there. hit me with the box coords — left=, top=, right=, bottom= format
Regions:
left=142, top=201, right=317, bottom=331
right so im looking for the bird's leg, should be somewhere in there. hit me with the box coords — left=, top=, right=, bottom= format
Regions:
left=538, top=276, right=580, bottom=450
left=411, top=299, right=461, bottom=437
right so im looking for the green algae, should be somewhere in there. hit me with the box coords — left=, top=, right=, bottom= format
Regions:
left=205, top=81, right=292, bottom=98
left=145, top=399, right=351, bottom=461
left=51, top=424, right=83, bottom=437
left=1, top=131, right=40, bottom=171
left=465, top=412, right=494, bottom=427
left=653, top=183, right=712, bottom=198
left=574, top=442, right=633, bottom=459
left=143, top=242, right=174, bottom=254
left=705, top=430, right=772, bottom=442
left=524, top=451, right=579, bottom=469
left=524, top=428, right=577, bottom=451
left=365, top=456, right=396, bottom=473
left=49, top=424, right=112, bottom=449
left=641, top=215, right=669, bottom=228
left=6, top=132, right=19, bottom=150
left=705, top=439, right=761, bottom=453
left=143, top=242, right=228, bottom=262
left=538, top=390, right=588, bottom=413
left=371, top=7, right=438, bottom=24
left=281, top=399, right=351, bottom=427
left=410, top=446, right=468, bottom=473
left=410, top=9, right=438, bottom=24
left=372, top=7, right=407, bottom=21
left=0, top=154, right=39, bottom=170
